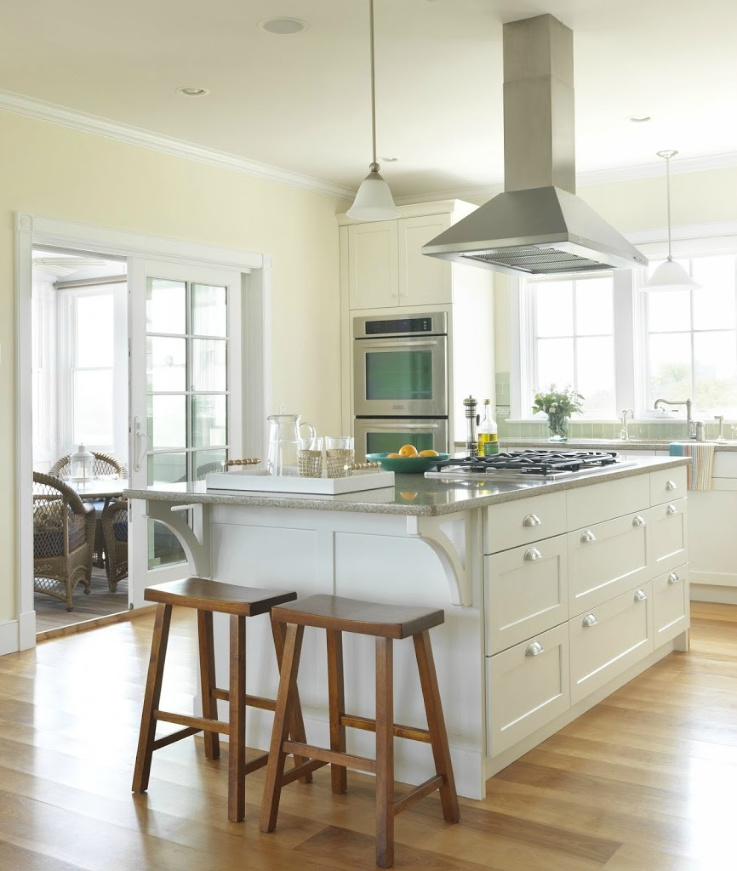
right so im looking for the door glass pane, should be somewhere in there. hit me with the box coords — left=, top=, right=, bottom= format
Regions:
left=365, top=350, right=432, bottom=400
left=147, top=337, right=186, bottom=391
left=535, top=282, right=573, bottom=337
left=192, top=284, right=227, bottom=336
left=148, top=520, right=186, bottom=567
left=148, top=395, right=186, bottom=450
left=147, top=279, right=186, bottom=334
left=194, top=449, right=226, bottom=479
left=76, top=295, right=114, bottom=367
left=73, top=370, right=113, bottom=444
left=536, top=338, right=574, bottom=390
left=192, top=395, right=227, bottom=447
left=148, top=452, right=187, bottom=484
left=192, top=339, right=226, bottom=391
left=694, top=331, right=737, bottom=409
left=649, top=333, right=692, bottom=401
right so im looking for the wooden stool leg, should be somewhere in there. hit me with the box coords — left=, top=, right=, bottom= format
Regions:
left=260, top=622, right=305, bottom=833
left=271, top=620, right=312, bottom=783
left=228, top=614, right=247, bottom=822
left=326, top=628, right=347, bottom=794
left=197, top=609, right=220, bottom=760
left=413, top=630, right=460, bottom=823
left=375, top=637, right=394, bottom=869
left=132, top=603, right=172, bottom=793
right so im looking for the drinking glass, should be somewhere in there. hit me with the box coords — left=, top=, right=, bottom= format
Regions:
left=325, top=437, right=354, bottom=478
left=298, top=436, right=324, bottom=478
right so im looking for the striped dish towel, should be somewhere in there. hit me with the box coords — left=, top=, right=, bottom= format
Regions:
left=668, top=442, right=715, bottom=490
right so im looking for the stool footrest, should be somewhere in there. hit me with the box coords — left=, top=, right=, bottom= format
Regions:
left=243, top=752, right=270, bottom=776
left=393, top=775, right=445, bottom=816
left=342, top=713, right=432, bottom=744
left=283, top=740, right=376, bottom=774
left=280, top=758, right=328, bottom=786
left=153, top=726, right=201, bottom=750
left=211, top=687, right=278, bottom=712
left=156, top=710, right=229, bottom=735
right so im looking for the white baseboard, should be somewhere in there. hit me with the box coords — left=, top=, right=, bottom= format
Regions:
left=0, top=611, right=38, bottom=655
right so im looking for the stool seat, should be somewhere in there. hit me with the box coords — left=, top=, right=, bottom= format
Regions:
left=270, top=594, right=444, bottom=638
left=260, top=593, right=459, bottom=868
left=133, top=576, right=309, bottom=823
left=145, top=577, right=298, bottom=616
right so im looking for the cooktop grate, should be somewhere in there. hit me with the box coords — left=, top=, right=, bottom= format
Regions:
left=429, top=450, right=619, bottom=477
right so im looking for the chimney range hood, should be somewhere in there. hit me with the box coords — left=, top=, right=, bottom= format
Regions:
left=422, top=14, right=647, bottom=276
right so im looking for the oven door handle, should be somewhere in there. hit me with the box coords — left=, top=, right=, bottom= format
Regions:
left=358, top=420, right=446, bottom=431
left=358, top=338, right=446, bottom=350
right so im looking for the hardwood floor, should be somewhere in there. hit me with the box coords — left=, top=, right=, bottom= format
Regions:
left=2, top=602, right=736, bottom=869
left=34, top=569, right=129, bottom=637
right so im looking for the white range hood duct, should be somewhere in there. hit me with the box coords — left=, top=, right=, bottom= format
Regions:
left=423, top=14, right=647, bottom=276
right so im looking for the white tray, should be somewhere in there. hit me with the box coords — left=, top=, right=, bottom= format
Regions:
left=205, top=468, right=395, bottom=494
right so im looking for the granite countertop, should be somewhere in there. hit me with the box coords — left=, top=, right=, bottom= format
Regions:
left=497, top=438, right=737, bottom=452
left=125, top=455, right=689, bottom=518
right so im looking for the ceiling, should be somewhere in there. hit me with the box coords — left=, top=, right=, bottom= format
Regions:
left=4, top=0, right=737, bottom=202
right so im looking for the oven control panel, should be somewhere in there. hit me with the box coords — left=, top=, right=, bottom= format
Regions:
left=353, top=311, right=448, bottom=339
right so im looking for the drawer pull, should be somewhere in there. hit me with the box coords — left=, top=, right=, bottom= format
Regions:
left=634, top=589, right=648, bottom=602
left=666, top=504, right=678, bottom=515
left=523, top=547, right=542, bottom=562
left=525, top=641, right=544, bottom=657
left=582, top=614, right=598, bottom=627
left=523, top=513, right=542, bottom=528
left=580, top=529, right=596, bottom=543
left=668, top=572, right=681, bottom=585
left=632, top=515, right=646, bottom=527
left=666, top=480, right=678, bottom=491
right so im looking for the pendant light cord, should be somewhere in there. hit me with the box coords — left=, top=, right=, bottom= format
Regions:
left=368, top=0, right=378, bottom=170
left=657, top=149, right=678, bottom=262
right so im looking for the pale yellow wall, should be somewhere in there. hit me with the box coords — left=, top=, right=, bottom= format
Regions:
left=0, top=109, right=350, bottom=622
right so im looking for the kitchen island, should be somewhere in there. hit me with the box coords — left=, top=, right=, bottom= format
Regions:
left=126, top=455, right=690, bottom=800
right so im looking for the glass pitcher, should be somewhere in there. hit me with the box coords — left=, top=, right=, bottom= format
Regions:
left=267, top=414, right=316, bottom=476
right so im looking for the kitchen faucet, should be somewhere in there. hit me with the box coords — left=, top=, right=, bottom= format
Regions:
left=654, top=397, right=693, bottom=437
left=619, top=409, right=634, bottom=441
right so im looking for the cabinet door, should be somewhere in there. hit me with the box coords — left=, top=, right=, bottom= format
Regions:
left=568, top=512, right=649, bottom=615
left=646, top=498, right=687, bottom=575
left=486, top=534, right=568, bottom=654
left=347, top=221, right=398, bottom=309
left=398, top=214, right=453, bottom=306
left=569, top=582, right=653, bottom=705
left=688, top=489, right=737, bottom=587
left=487, top=622, right=569, bottom=756
left=653, top=564, right=689, bottom=645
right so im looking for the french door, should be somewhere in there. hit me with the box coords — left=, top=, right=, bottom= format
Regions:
left=127, top=259, right=242, bottom=605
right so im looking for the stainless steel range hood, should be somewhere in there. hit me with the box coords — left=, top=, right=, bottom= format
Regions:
left=422, top=14, right=647, bottom=276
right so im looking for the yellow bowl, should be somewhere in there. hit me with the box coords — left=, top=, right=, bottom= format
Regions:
left=365, top=452, right=449, bottom=473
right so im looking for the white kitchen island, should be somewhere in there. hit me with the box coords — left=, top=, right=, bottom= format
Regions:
left=126, top=454, right=690, bottom=801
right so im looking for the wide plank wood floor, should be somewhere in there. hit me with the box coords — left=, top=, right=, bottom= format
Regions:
left=1, top=601, right=735, bottom=869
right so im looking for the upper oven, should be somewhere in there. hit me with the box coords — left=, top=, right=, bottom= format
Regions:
left=352, top=312, right=448, bottom=418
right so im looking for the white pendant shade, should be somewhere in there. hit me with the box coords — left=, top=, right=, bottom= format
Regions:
left=642, top=257, right=701, bottom=292
left=641, top=149, right=700, bottom=292
left=347, top=166, right=400, bottom=220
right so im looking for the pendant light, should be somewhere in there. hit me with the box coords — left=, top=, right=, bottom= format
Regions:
left=641, top=150, right=700, bottom=292
left=346, top=0, right=399, bottom=221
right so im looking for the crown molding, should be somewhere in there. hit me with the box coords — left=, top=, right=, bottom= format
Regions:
left=0, top=89, right=354, bottom=199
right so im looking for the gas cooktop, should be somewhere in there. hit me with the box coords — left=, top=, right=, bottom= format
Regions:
left=424, top=449, right=628, bottom=481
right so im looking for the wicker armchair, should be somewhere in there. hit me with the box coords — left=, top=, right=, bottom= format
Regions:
left=33, top=472, right=96, bottom=610
left=49, top=452, right=128, bottom=568
left=100, top=498, right=129, bottom=592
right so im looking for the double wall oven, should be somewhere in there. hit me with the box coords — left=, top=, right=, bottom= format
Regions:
left=352, top=311, right=449, bottom=456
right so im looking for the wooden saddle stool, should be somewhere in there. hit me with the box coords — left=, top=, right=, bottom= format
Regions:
left=132, top=577, right=310, bottom=822
left=259, top=593, right=460, bottom=868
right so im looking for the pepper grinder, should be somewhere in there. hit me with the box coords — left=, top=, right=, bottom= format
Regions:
left=463, top=395, right=479, bottom=457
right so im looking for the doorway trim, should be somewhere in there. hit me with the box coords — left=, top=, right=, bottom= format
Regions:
left=14, top=212, right=271, bottom=651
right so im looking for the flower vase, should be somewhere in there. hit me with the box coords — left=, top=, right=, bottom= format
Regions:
left=547, top=413, right=569, bottom=442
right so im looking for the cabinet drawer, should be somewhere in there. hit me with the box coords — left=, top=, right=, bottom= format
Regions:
left=486, top=535, right=568, bottom=654
left=487, top=622, right=570, bottom=756
left=649, top=466, right=687, bottom=505
left=647, top=498, right=687, bottom=574
left=653, top=563, right=689, bottom=646
left=569, top=582, right=653, bottom=705
left=485, top=492, right=567, bottom=554
left=568, top=512, right=649, bottom=615
left=567, top=475, right=650, bottom=529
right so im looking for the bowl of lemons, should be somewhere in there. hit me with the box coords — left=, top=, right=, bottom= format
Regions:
left=366, top=445, right=449, bottom=474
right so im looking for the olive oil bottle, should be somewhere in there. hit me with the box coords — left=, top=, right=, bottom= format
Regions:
left=477, top=399, right=498, bottom=456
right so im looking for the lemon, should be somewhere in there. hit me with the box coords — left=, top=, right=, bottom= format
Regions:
left=386, top=452, right=401, bottom=458
left=419, top=449, right=439, bottom=457
left=398, top=444, right=419, bottom=457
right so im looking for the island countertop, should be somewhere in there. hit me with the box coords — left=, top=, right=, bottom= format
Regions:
left=125, top=455, right=689, bottom=517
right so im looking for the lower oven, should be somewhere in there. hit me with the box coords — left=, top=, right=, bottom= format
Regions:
left=354, top=417, right=449, bottom=458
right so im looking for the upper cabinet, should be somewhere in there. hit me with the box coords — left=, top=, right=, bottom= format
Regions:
left=338, top=200, right=478, bottom=310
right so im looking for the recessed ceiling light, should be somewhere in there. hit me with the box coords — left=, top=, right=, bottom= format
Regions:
left=381, top=156, right=399, bottom=162
left=176, top=87, right=210, bottom=97
left=629, top=115, right=651, bottom=123
left=259, top=17, right=309, bottom=36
